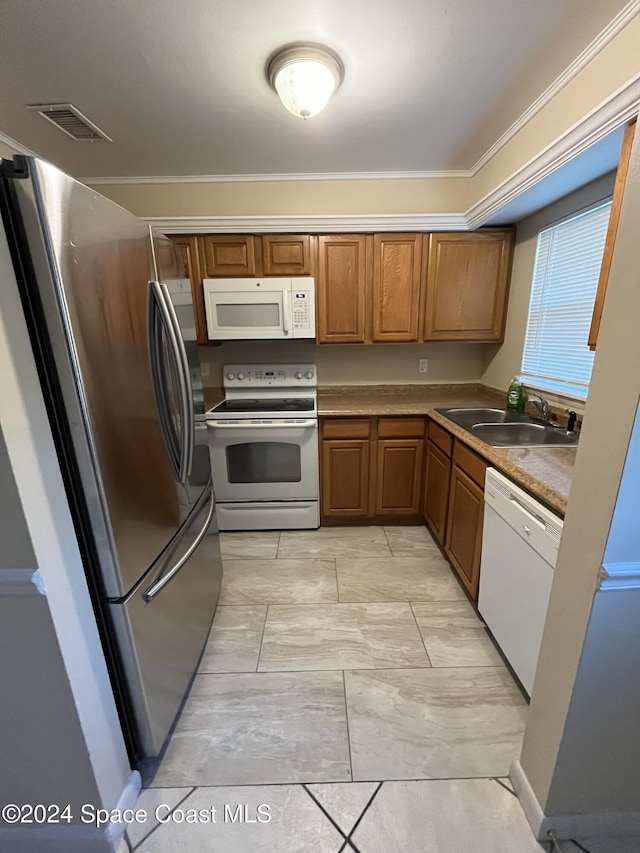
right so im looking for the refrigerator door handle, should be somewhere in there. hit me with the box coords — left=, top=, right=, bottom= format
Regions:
left=143, top=486, right=215, bottom=603
left=147, top=281, right=194, bottom=484
left=158, top=281, right=194, bottom=483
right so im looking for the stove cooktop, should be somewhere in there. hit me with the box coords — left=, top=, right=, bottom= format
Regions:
left=211, top=397, right=316, bottom=414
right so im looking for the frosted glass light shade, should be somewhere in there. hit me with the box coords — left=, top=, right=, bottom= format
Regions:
left=268, top=45, right=344, bottom=119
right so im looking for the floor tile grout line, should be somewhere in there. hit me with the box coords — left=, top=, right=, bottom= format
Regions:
left=301, top=784, right=349, bottom=843
left=132, top=786, right=196, bottom=851
left=492, top=776, right=517, bottom=797
left=342, top=670, right=355, bottom=783
left=344, top=781, right=383, bottom=848
left=145, top=773, right=522, bottom=791
left=409, top=601, right=433, bottom=667
left=255, top=603, right=270, bottom=672
left=333, top=557, right=340, bottom=604
left=567, top=840, right=595, bottom=853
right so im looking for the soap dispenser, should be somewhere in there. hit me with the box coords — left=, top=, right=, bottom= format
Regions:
left=506, top=376, right=525, bottom=412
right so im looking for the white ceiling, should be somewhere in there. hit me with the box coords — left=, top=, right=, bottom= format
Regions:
left=0, top=0, right=632, bottom=180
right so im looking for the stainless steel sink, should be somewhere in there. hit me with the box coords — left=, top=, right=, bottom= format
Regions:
left=435, top=407, right=578, bottom=448
left=471, top=422, right=578, bottom=447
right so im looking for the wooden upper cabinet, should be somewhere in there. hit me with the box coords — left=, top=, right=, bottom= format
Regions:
left=200, top=235, right=257, bottom=276
left=261, top=235, right=312, bottom=275
left=169, top=235, right=208, bottom=344
left=589, top=120, right=636, bottom=350
left=372, top=234, right=423, bottom=342
left=317, top=235, right=369, bottom=344
left=424, top=230, right=514, bottom=341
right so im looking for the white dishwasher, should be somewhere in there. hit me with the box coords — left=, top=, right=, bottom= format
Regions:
left=478, top=468, right=563, bottom=696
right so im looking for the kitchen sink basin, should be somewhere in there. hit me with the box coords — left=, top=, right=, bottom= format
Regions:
left=470, top=422, right=578, bottom=447
left=435, top=407, right=578, bottom=448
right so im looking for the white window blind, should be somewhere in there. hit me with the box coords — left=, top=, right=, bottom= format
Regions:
left=521, top=199, right=612, bottom=399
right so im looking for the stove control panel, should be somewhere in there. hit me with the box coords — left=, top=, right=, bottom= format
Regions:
left=223, top=364, right=317, bottom=388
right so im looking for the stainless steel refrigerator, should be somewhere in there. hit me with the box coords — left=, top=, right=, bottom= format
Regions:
left=0, top=156, right=222, bottom=761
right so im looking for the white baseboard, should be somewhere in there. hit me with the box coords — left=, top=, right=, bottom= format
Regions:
left=510, top=760, right=640, bottom=841
left=0, top=770, right=141, bottom=853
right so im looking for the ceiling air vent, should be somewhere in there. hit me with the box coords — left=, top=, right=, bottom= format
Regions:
left=27, top=103, right=112, bottom=142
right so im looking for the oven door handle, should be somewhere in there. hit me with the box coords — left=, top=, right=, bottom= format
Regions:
left=206, top=419, right=317, bottom=429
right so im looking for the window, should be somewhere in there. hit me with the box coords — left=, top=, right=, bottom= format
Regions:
left=521, top=199, right=612, bottom=399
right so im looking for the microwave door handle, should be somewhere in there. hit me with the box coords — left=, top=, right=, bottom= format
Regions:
left=282, top=294, right=290, bottom=335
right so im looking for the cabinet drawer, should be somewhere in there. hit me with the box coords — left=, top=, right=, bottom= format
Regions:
left=427, top=419, right=453, bottom=456
left=322, top=418, right=371, bottom=439
left=452, top=440, right=487, bottom=488
left=377, top=418, right=425, bottom=438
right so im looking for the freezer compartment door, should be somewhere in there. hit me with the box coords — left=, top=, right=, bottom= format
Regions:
left=106, top=486, right=222, bottom=757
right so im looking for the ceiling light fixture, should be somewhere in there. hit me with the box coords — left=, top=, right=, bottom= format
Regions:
left=267, top=43, right=344, bottom=120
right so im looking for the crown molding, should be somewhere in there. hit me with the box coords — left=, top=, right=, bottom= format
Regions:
left=145, top=213, right=468, bottom=234
left=0, top=569, right=46, bottom=597
left=469, top=0, right=640, bottom=176
left=0, top=129, right=37, bottom=157
left=466, top=73, right=640, bottom=229
left=86, top=169, right=468, bottom=185
left=598, top=561, right=640, bottom=591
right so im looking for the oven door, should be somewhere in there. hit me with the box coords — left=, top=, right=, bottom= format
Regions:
left=206, top=419, right=319, bottom=501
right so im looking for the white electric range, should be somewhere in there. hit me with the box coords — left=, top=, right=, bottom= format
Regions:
left=205, top=364, right=319, bottom=530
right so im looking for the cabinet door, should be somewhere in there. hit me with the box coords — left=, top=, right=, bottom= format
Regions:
left=445, top=465, right=484, bottom=599
left=169, top=236, right=208, bottom=344
left=423, top=440, right=451, bottom=545
left=317, top=235, right=369, bottom=343
left=588, top=120, right=636, bottom=349
left=375, top=439, right=424, bottom=515
left=261, top=235, right=312, bottom=275
left=200, top=235, right=257, bottom=276
left=321, top=439, right=370, bottom=517
left=372, top=234, right=422, bottom=341
left=424, top=230, right=514, bottom=341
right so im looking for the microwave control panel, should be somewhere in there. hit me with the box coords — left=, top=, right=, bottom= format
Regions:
left=293, top=291, right=311, bottom=329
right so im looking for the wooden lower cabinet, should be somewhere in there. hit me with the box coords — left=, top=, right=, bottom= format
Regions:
left=320, top=416, right=424, bottom=521
left=423, top=439, right=451, bottom=545
left=376, top=439, right=423, bottom=515
left=321, top=439, right=370, bottom=517
left=445, top=466, right=484, bottom=599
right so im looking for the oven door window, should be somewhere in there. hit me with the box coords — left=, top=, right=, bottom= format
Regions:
left=226, top=441, right=302, bottom=484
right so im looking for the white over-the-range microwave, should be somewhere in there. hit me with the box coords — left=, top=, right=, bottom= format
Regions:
left=203, top=277, right=315, bottom=340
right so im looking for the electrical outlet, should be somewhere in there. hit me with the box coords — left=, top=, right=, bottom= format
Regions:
left=200, top=362, right=210, bottom=377
left=418, top=359, right=429, bottom=373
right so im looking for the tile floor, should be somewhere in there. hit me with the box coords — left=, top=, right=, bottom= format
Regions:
left=123, top=526, right=612, bottom=851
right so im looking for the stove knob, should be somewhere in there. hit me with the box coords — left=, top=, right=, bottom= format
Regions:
left=237, top=372, right=245, bottom=380
left=305, top=370, right=314, bottom=379
left=295, top=371, right=303, bottom=379
left=226, top=372, right=235, bottom=381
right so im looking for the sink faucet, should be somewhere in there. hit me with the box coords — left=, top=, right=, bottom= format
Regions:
left=527, top=393, right=551, bottom=421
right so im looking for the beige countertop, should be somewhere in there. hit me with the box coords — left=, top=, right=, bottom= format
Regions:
left=318, top=384, right=575, bottom=516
